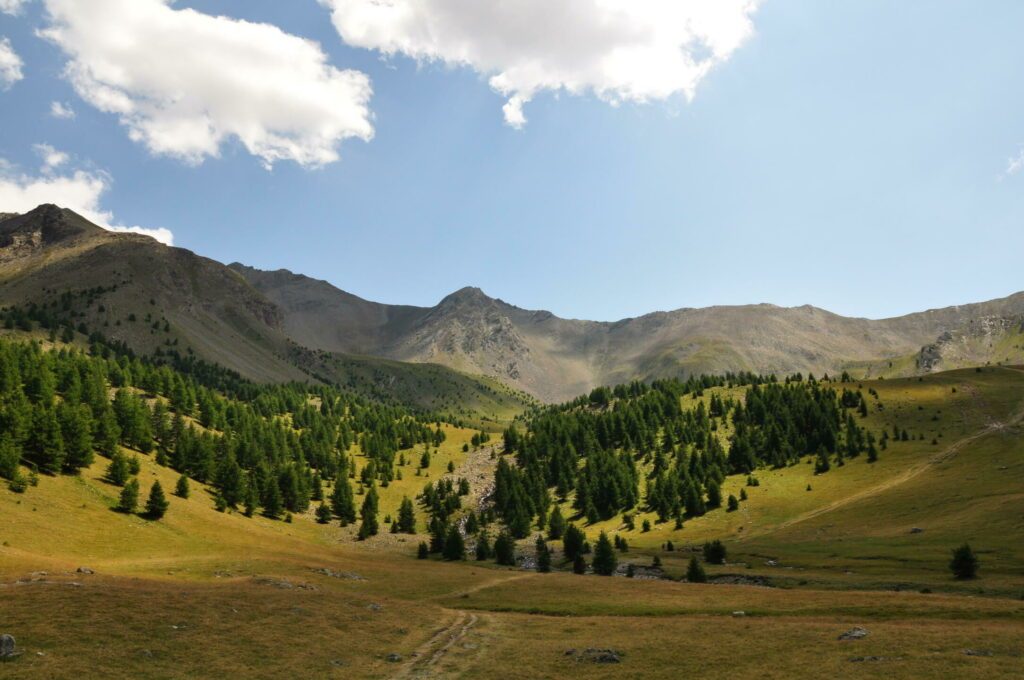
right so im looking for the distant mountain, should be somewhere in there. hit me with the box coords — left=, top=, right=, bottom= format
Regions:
left=232, top=264, right=1024, bottom=401
left=0, top=206, right=532, bottom=420
left=3, top=205, right=1022, bottom=405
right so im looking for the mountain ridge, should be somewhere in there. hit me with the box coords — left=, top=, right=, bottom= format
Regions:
left=3, top=204, right=1023, bottom=403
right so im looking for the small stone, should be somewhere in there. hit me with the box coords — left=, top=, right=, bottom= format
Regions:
left=849, top=656, right=885, bottom=663
left=386, top=653, right=402, bottom=662
left=367, top=603, right=383, bottom=612
left=77, top=566, right=94, bottom=574
left=732, top=611, right=746, bottom=617
left=909, top=527, right=924, bottom=534
left=0, top=634, right=16, bottom=659
left=963, top=649, right=993, bottom=657
left=838, top=627, right=869, bottom=641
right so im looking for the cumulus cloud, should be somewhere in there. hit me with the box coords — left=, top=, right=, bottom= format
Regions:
left=33, top=143, right=69, bottom=172
left=321, top=0, right=760, bottom=127
left=40, top=0, right=374, bottom=167
left=0, top=156, right=174, bottom=245
left=0, top=37, right=24, bottom=88
left=50, top=101, right=75, bottom=119
left=0, top=0, right=30, bottom=16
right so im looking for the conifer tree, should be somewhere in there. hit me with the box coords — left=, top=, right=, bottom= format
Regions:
left=144, top=480, right=169, bottom=519
left=262, top=480, right=283, bottom=519
left=703, top=539, right=727, bottom=565
left=330, top=478, right=356, bottom=524
left=949, top=543, right=979, bottom=580
left=686, top=556, right=707, bottom=583
left=494, top=529, right=516, bottom=566
left=26, top=408, right=65, bottom=475
left=592, top=531, right=618, bottom=576
left=118, top=478, right=140, bottom=513
left=315, top=502, right=332, bottom=524
left=417, top=542, right=429, bottom=559
left=475, top=530, right=492, bottom=561
left=396, top=496, right=416, bottom=534
left=546, top=505, right=566, bottom=540
left=563, top=523, right=586, bottom=562
left=573, top=554, right=587, bottom=574
left=106, top=451, right=131, bottom=486
left=442, top=525, right=465, bottom=561
left=535, top=535, right=552, bottom=573
left=727, top=494, right=739, bottom=512
left=357, top=484, right=380, bottom=540
left=175, top=474, right=190, bottom=498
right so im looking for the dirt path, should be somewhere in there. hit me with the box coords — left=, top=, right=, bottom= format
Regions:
left=389, top=609, right=481, bottom=679
left=764, top=393, right=1024, bottom=536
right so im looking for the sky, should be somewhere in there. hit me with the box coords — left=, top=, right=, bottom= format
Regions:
left=0, top=0, right=1022, bottom=322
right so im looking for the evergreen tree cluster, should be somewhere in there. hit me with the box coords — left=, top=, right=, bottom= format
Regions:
left=0, top=335, right=448, bottom=531
left=492, top=374, right=880, bottom=532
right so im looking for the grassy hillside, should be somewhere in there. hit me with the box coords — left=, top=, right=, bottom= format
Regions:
left=2, top=352, right=1023, bottom=678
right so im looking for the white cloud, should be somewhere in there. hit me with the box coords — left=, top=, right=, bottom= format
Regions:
left=0, top=158, right=174, bottom=245
left=33, top=143, right=69, bottom=171
left=321, top=0, right=761, bottom=127
left=0, top=37, right=24, bottom=88
left=40, top=0, right=374, bottom=167
left=0, top=0, right=30, bottom=16
left=50, top=101, right=75, bottom=119
left=1006, top=148, right=1024, bottom=178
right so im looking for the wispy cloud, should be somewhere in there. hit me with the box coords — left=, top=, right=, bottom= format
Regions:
left=50, top=101, right=75, bottom=119
left=0, top=37, right=24, bottom=88
left=1005, top=147, right=1024, bottom=179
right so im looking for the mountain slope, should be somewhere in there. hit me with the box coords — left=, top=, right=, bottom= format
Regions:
left=0, top=206, right=532, bottom=419
left=233, top=264, right=1024, bottom=401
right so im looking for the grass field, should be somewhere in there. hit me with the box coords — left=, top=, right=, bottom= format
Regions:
left=1, top=368, right=1023, bottom=678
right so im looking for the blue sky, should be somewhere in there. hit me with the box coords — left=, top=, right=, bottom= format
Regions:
left=1, top=0, right=1022, bottom=321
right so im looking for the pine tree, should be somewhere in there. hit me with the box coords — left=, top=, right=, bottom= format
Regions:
left=535, top=535, right=552, bottom=573
left=144, top=480, right=169, bottom=519
left=357, top=484, right=379, bottom=540
left=117, top=478, right=140, bottom=514
left=494, top=529, right=516, bottom=566
left=592, top=531, right=618, bottom=576
left=397, top=496, right=416, bottom=534
left=548, top=508, right=567, bottom=541
left=442, top=525, right=465, bottom=561
left=25, top=408, right=65, bottom=475
left=703, top=539, right=727, bottom=564
left=263, top=480, right=283, bottom=519
left=475, top=530, right=492, bottom=561
left=315, top=503, right=332, bottom=524
left=949, top=543, right=979, bottom=580
left=563, top=523, right=586, bottom=561
left=106, top=451, right=131, bottom=486
left=572, top=554, right=587, bottom=574
left=417, top=542, right=429, bottom=559
left=330, top=479, right=356, bottom=524
left=686, top=556, right=707, bottom=583
left=727, top=494, right=739, bottom=512
left=175, top=474, right=190, bottom=498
